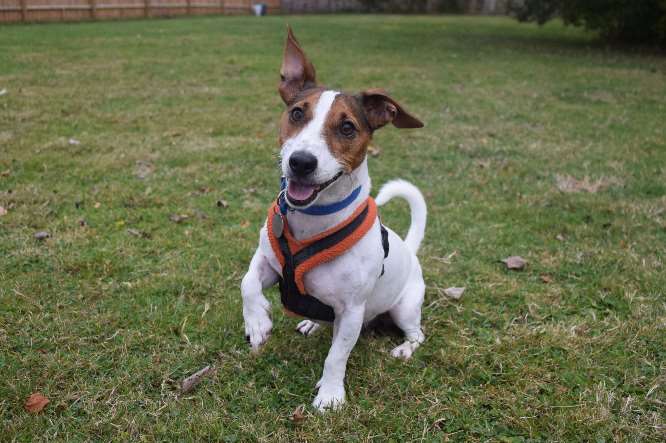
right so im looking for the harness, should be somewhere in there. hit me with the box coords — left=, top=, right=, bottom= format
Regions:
left=266, top=192, right=389, bottom=322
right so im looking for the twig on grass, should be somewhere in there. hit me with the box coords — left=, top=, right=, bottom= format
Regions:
left=181, top=365, right=214, bottom=394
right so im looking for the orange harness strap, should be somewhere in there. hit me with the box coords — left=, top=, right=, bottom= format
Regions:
left=267, top=197, right=377, bottom=295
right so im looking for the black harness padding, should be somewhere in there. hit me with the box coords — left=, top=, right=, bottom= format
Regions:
left=277, top=208, right=389, bottom=322
left=380, top=217, right=389, bottom=276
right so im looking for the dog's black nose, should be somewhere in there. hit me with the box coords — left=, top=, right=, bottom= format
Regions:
left=289, top=151, right=317, bottom=177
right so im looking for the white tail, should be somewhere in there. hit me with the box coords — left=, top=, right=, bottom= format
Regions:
left=375, top=179, right=427, bottom=253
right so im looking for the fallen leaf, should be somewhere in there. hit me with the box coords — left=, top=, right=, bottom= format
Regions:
left=134, top=160, right=154, bottom=180
left=94, top=202, right=101, bottom=209
left=367, top=144, right=381, bottom=157
left=540, top=274, right=553, bottom=283
left=502, top=256, right=527, bottom=270
left=240, top=220, right=250, bottom=228
left=216, top=199, right=229, bottom=208
left=127, top=228, right=151, bottom=239
left=68, top=138, right=81, bottom=146
left=0, top=206, right=7, bottom=216
left=555, top=174, right=620, bottom=194
left=431, top=250, right=458, bottom=264
left=201, top=302, right=210, bottom=319
left=0, top=88, right=7, bottom=97
left=188, top=186, right=212, bottom=197
left=289, top=404, right=306, bottom=424
left=25, top=393, right=49, bottom=413
left=169, top=214, right=189, bottom=224
left=431, top=417, right=447, bottom=431
left=34, top=231, right=50, bottom=241
left=181, top=365, right=214, bottom=394
left=556, top=234, right=566, bottom=242
left=443, top=287, right=465, bottom=300
left=0, top=169, right=10, bottom=177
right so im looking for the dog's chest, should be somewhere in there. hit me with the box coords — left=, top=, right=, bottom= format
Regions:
left=259, top=220, right=384, bottom=307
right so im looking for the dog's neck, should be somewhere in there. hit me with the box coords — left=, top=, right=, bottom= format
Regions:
left=285, top=158, right=371, bottom=240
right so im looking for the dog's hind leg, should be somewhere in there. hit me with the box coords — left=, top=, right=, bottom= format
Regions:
left=241, top=247, right=279, bottom=352
left=295, top=319, right=320, bottom=336
left=388, top=263, right=425, bottom=360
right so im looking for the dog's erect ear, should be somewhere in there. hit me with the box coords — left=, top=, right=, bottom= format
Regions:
left=359, top=89, right=424, bottom=130
left=279, top=26, right=317, bottom=104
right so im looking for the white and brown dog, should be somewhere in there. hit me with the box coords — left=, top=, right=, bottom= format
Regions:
left=241, top=28, right=427, bottom=411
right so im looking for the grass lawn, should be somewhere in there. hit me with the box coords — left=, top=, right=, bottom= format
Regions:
left=1, top=14, right=665, bottom=442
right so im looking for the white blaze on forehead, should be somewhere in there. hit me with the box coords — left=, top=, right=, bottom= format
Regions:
left=281, top=90, right=341, bottom=182
left=300, top=90, right=339, bottom=141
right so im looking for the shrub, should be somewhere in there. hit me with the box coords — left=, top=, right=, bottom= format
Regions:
left=511, top=0, right=666, bottom=47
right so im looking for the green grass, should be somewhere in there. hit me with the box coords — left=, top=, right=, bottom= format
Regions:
left=1, top=14, right=665, bottom=442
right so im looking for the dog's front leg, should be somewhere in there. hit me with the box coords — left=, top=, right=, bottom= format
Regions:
left=241, top=247, right=278, bottom=352
left=312, top=303, right=365, bottom=411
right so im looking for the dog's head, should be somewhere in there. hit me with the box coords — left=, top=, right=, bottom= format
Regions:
left=277, top=27, right=423, bottom=208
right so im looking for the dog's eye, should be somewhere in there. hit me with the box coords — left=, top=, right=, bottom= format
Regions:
left=290, top=107, right=304, bottom=123
left=340, top=121, right=356, bottom=138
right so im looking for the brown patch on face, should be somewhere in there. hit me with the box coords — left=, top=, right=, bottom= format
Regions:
left=278, top=88, right=325, bottom=146
left=322, top=94, right=373, bottom=172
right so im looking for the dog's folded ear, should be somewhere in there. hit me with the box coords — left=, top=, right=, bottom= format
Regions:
left=359, top=89, right=424, bottom=130
left=279, top=26, right=317, bottom=104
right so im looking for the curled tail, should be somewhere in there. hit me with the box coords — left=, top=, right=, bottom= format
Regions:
left=375, top=179, right=427, bottom=253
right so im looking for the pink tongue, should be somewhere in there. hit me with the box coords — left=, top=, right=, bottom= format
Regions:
left=287, top=181, right=316, bottom=201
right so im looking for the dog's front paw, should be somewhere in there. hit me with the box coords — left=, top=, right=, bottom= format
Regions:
left=312, top=384, right=345, bottom=412
left=243, top=310, right=272, bottom=353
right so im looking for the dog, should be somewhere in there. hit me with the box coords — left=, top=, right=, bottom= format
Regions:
left=241, top=27, right=427, bottom=411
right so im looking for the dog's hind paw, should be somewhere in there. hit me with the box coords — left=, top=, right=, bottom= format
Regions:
left=296, top=320, right=320, bottom=336
left=312, top=385, right=345, bottom=412
left=390, top=341, right=419, bottom=360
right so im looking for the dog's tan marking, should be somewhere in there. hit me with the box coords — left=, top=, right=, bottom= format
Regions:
left=322, top=95, right=372, bottom=172
left=278, top=88, right=325, bottom=146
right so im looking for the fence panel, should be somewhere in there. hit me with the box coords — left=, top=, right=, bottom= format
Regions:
left=0, top=0, right=280, bottom=22
left=0, top=0, right=23, bottom=22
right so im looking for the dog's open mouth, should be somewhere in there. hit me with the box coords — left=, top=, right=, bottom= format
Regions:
left=286, top=172, right=343, bottom=207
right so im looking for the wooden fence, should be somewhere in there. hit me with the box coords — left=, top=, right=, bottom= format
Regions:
left=0, top=0, right=281, bottom=23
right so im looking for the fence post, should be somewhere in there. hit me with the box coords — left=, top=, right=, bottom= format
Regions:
left=144, top=0, right=150, bottom=17
left=20, top=0, right=27, bottom=22
left=186, top=0, right=191, bottom=15
left=89, top=0, right=97, bottom=19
